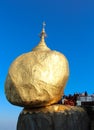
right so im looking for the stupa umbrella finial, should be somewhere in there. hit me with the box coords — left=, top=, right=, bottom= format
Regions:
left=43, top=22, right=46, bottom=30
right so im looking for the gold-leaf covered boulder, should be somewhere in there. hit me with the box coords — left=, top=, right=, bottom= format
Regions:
left=5, top=25, right=69, bottom=108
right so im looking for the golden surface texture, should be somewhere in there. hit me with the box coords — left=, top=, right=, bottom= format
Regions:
left=23, top=105, right=81, bottom=114
left=5, top=28, right=69, bottom=108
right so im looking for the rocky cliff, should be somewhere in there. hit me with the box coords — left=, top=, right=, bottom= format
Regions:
left=17, top=105, right=89, bottom=130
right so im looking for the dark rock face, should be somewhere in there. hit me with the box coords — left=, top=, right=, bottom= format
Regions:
left=17, top=105, right=89, bottom=130
left=84, top=106, right=94, bottom=130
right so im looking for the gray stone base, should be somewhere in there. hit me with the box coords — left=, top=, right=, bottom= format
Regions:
left=17, top=105, right=89, bottom=130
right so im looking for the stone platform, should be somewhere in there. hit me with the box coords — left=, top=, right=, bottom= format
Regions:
left=17, top=105, right=89, bottom=130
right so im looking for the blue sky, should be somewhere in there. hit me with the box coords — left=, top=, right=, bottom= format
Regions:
left=0, top=0, right=94, bottom=130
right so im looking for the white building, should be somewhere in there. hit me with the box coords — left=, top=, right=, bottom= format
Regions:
left=76, top=95, right=94, bottom=106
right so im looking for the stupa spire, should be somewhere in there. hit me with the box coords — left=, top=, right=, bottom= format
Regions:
left=32, top=22, right=50, bottom=51
left=40, top=22, right=47, bottom=42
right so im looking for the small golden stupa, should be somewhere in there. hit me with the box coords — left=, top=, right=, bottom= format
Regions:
left=5, top=23, right=69, bottom=108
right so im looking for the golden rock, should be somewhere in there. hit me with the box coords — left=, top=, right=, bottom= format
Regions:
left=5, top=25, right=69, bottom=108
